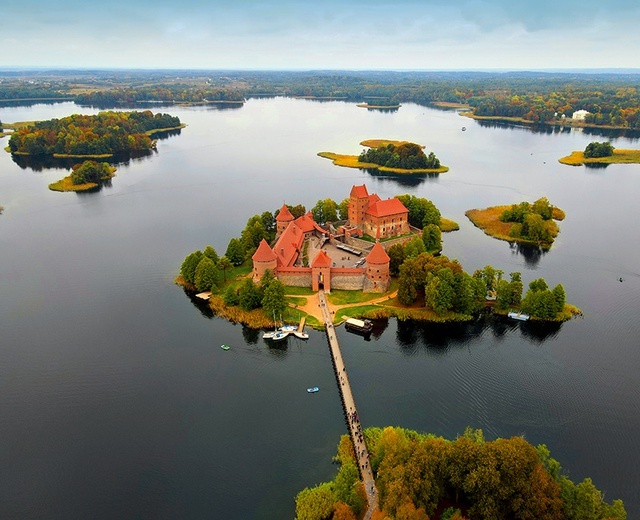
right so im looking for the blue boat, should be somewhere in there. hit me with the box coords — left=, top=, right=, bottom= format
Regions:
left=508, top=311, right=530, bottom=321
left=307, top=387, right=319, bottom=393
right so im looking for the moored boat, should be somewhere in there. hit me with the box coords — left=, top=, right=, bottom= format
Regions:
left=508, top=311, right=530, bottom=321
left=345, top=318, right=373, bottom=334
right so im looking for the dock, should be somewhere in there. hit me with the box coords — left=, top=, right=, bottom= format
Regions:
left=318, top=290, right=378, bottom=518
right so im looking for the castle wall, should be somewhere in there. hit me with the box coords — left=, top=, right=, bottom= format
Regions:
left=330, top=268, right=366, bottom=291
left=363, top=277, right=390, bottom=293
left=277, top=267, right=312, bottom=287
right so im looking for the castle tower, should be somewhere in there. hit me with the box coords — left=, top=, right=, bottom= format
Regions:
left=364, top=242, right=390, bottom=293
left=348, top=184, right=370, bottom=230
left=252, top=239, right=278, bottom=283
left=311, top=249, right=332, bottom=292
left=275, top=204, right=295, bottom=237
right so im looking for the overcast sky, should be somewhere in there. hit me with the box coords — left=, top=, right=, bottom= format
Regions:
left=4, top=0, right=640, bottom=70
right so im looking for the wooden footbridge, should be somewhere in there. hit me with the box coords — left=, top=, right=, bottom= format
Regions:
left=318, top=290, right=379, bottom=518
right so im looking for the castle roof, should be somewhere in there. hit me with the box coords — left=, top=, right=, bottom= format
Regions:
left=365, top=197, right=408, bottom=218
left=252, top=239, right=277, bottom=262
left=366, top=242, right=390, bottom=264
left=294, top=213, right=327, bottom=234
left=368, top=193, right=381, bottom=206
left=273, top=222, right=305, bottom=267
left=276, top=204, right=294, bottom=222
left=350, top=184, right=369, bottom=199
left=311, top=249, right=332, bottom=268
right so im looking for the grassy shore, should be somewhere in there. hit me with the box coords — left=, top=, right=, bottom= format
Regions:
left=559, top=149, right=640, bottom=166
left=318, top=151, right=449, bottom=174
left=465, top=205, right=563, bottom=249
left=494, top=304, right=583, bottom=322
left=439, top=218, right=460, bottom=232
left=49, top=166, right=116, bottom=192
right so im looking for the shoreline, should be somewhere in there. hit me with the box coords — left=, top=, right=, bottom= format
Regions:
left=318, top=151, right=449, bottom=174
left=559, top=149, right=640, bottom=166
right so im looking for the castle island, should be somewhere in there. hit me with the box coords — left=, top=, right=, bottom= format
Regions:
left=252, top=184, right=410, bottom=293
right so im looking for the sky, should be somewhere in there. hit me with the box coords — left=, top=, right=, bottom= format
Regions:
left=4, top=0, right=640, bottom=70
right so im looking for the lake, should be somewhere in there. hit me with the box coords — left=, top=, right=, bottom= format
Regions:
left=1, top=98, right=639, bottom=519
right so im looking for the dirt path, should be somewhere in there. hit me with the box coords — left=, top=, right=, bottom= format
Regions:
left=286, top=290, right=398, bottom=324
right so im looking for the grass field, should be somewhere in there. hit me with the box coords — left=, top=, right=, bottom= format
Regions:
left=559, top=149, right=640, bottom=166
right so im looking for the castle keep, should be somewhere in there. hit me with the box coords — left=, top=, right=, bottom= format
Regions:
left=252, top=184, right=409, bottom=293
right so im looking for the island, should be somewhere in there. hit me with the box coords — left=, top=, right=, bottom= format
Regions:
left=356, top=102, right=401, bottom=110
left=318, top=139, right=449, bottom=174
left=466, top=198, right=565, bottom=250
left=7, top=110, right=183, bottom=158
left=559, top=141, right=640, bottom=166
left=177, top=185, right=579, bottom=327
left=48, top=160, right=116, bottom=192
left=294, top=426, right=626, bottom=520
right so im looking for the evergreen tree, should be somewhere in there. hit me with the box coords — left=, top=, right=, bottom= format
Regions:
left=225, top=238, right=245, bottom=266
left=180, top=250, right=203, bottom=284
left=223, top=286, right=240, bottom=306
left=203, top=245, right=219, bottom=264
left=238, top=278, right=262, bottom=310
left=194, top=256, right=219, bottom=292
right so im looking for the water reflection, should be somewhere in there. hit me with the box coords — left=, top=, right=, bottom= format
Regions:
left=241, top=326, right=260, bottom=345
left=364, top=168, right=437, bottom=187
left=584, top=162, right=610, bottom=170
left=395, top=314, right=563, bottom=351
left=476, top=119, right=640, bottom=140
left=510, top=242, right=546, bottom=266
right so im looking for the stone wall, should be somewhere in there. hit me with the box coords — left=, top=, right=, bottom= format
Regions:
left=330, top=268, right=365, bottom=290
left=340, top=236, right=375, bottom=253
left=277, top=268, right=312, bottom=288
left=363, top=277, right=390, bottom=293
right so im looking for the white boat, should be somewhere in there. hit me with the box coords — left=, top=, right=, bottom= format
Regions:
left=292, top=331, right=309, bottom=339
left=508, top=311, right=530, bottom=321
left=266, top=330, right=290, bottom=341
left=307, top=387, right=319, bottom=393
left=279, top=324, right=297, bottom=332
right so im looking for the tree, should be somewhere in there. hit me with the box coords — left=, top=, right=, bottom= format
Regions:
left=262, top=278, right=287, bottom=318
left=203, top=245, right=219, bottom=264
left=387, top=243, right=405, bottom=276
left=551, top=284, right=566, bottom=314
left=422, top=223, right=442, bottom=253
left=194, top=256, right=219, bottom=292
left=223, top=285, right=240, bottom=306
left=312, top=198, right=338, bottom=224
left=338, top=198, right=350, bottom=220
left=295, top=482, right=336, bottom=520
left=238, top=278, right=262, bottom=310
left=225, top=238, right=245, bottom=266
left=404, top=236, right=426, bottom=259
left=584, top=141, right=614, bottom=158
left=180, top=250, right=203, bottom=284
left=217, top=256, right=233, bottom=282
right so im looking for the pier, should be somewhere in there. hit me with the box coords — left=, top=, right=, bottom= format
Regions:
left=318, top=290, right=379, bottom=518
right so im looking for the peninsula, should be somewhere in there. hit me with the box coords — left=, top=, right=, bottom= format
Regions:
left=319, top=139, right=449, bottom=174
left=296, top=426, right=626, bottom=520
left=466, top=198, right=565, bottom=250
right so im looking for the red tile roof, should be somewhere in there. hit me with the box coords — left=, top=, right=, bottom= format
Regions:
left=368, top=194, right=381, bottom=206
left=252, top=239, right=277, bottom=262
left=276, top=204, right=294, bottom=222
left=273, top=222, right=305, bottom=267
left=350, top=184, right=369, bottom=199
left=311, top=250, right=332, bottom=268
left=366, top=242, right=390, bottom=264
left=365, top=198, right=408, bottom=218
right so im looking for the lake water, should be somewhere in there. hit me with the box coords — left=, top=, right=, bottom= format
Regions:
left=1, top=99, right=639, bottom=519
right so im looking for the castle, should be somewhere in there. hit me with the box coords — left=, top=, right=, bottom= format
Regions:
left=252, top=184, right=410, bottom=293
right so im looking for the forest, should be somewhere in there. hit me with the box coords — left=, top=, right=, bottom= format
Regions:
left=295, top=426, right=626, bottom=520
left=359, top=143, right=440, bottom=170
left=2, top=70, right=639, bottom=129
left=7, top=110, right=181, bottom=156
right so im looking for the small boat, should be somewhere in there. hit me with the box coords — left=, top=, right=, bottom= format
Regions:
left=307, top=387, right=319, bottom=393
left=345, top=318, right=373, bottom=334
left=462, top=126, right=466, bottom=131
left=279, top=324, right=298, bottom=332
left=268, top=330, right=290, bottom=341
left=293, top=331, right=309, bottom=340
left=508, top=311, right=530, bottom=321
left=220, top=344, right=230, bottom=350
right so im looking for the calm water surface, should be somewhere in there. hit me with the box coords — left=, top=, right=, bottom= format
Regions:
left=1, top=99, right=639, bottom=519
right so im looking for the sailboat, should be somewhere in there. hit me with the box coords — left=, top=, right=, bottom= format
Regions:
left=263, top=312, right=290, bottom=341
